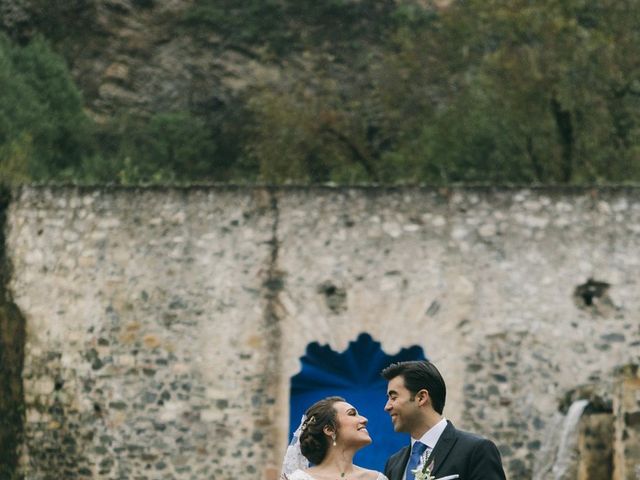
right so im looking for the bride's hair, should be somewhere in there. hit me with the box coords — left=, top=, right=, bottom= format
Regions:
left=299, top=396, right=345, bottom=465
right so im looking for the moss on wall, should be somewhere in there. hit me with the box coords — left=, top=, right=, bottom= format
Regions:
left=0, top=187, right=25, bottom=480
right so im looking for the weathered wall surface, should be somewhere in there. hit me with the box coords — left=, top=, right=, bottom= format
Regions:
left=274, top=188, right=640, bottom=478
left=5, top=186, right=640, bottom=479
left=8, top=187, right=280, bottom=479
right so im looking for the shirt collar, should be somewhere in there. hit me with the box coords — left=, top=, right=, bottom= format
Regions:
left=410, top=417, right=447, bottom=450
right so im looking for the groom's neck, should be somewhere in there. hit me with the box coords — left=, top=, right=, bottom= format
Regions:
left=411, top=412, right=443, bottom=439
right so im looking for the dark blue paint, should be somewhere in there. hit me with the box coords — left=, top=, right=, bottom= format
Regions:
left=289, top=333, right=426, bottom=470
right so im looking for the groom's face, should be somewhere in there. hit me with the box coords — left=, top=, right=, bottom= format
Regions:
left=384, top=375, right=421, bottom=434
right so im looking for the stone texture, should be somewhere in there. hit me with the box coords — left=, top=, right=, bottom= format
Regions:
left=5, top=186, right=640, bottom=479
left=577, top=413, right=614, bottom=480
left=613, top=366, right=640, bottom=480
left=9, top=186, right=277, bottom=479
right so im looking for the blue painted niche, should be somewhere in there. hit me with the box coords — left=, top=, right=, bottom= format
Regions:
left=289, top=333, right=425, bottom=470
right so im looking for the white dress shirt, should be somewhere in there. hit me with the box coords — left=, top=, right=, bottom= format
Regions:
left=404, top=417, right=448, bottom=478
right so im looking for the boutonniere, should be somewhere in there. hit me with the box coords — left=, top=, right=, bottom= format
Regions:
left=411, top=451, right=435, bottom=480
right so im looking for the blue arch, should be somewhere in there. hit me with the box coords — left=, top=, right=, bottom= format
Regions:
left=289, top=333, right=426, bottom=470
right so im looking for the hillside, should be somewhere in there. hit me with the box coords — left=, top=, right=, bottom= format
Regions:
left=1, top=0, right=639, bottom=185
left=1, top=0, right=398, bottom=119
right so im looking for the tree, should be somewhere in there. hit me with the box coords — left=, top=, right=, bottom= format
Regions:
left=247, top=0, right=640, bottom=185
left=0, top=34, right=92, bottom=183
left=79, top=112, right=221, bottom=184
left=375, top=0, right=640, bottom=183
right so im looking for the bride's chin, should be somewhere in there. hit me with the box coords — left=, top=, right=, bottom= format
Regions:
left=353, top=437, right=373, bottom=449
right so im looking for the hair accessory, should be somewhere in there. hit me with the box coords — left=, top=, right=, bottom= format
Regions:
left=302, top=415, right=316, bottom=431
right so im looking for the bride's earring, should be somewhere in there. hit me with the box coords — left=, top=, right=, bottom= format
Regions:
left=331, top=433, right=337, bottom=446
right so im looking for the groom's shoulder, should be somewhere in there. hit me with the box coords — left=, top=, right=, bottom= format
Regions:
left=454, top=426, right=486, bottom=440
left=387, top=444, right=409, bottom=463
left=450, top=424, right=497, bottom=446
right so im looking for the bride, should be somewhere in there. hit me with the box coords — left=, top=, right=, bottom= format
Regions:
left=281, top=396, right=388, bottom=480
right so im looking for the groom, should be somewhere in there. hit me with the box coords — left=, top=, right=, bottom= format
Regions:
left=381, top=360, right=506, bottom=480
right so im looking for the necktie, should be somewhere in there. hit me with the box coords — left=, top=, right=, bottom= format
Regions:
left=405, top=441, right=428, bottom=480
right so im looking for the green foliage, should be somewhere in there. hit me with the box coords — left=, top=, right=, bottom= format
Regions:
left=81, top=112, right=221, bottom=184
left=0, top=29, right=228, bottom=186
left=183, top=0, right=399, bottom=59
left=0, top=133, right=32, bottom=186
left=374, top=0, right=640, bottom=184
left=246, top=76, right=381, bottom=184
left=25, top=0, right=96, bottom=47
left=245, top=0, right=640, bottom=184
left=3, top=0, right=640, bottom=185
left=0, top=33, right=92, bottom=183
left=125, top=112, right=216, bottom=182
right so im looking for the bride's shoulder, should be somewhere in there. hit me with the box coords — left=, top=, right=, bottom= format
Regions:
left=371, top=472, right=388, bottom=480
left=356, top=468, right=388, bottom=480
left=282, top=470, right=313, bottom=480
left=282, top=468, right=386, bottom=480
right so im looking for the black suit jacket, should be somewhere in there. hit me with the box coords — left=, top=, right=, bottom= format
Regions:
left=384, top=421, right=506, bottom=480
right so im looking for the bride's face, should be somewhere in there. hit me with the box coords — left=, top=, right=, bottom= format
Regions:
left=332, top=401, right=372, bottom=448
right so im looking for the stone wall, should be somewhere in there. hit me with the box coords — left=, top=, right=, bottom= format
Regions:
left=4, top=186, right=640, bottom=479
left=8, top=187, right=279, bottom=479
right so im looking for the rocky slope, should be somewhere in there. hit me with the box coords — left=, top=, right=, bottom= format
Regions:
left=1, top=0, right=277, bottom=122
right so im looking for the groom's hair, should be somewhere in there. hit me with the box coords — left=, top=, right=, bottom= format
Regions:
left=381, top=360, right=447, bottom=414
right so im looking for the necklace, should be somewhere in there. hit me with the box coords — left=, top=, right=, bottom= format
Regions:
left=318, top=468, right=352, bottom=480
left=337, top=467, right=355, bottom=480
left=313, top=464, right=354, bottom=480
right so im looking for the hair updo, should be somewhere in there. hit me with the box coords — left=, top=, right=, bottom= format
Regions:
left=299, top=396, right=345, bottom=465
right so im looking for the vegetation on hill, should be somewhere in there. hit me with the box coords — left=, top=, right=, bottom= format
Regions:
left=0, top=34, right=92, bottom=184
left=1, top=0, right=639, bottom=185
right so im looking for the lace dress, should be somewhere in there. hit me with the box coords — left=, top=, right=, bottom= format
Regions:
left=285, top=470, right=388, bottom=480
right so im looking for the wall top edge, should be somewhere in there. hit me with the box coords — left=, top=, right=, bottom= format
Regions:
left=10, top=183, right=640, bottom=195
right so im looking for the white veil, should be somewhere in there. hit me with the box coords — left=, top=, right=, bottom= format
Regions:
left=280, top=415, right=310, bottom=478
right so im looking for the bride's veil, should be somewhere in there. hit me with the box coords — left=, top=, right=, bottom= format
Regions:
left=280, top=415, right=310, bottom=478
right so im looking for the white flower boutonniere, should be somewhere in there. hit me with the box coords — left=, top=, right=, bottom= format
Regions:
left=412, top=451, right=435, bottom=480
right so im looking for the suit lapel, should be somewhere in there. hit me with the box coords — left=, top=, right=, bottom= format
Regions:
left=390, top=446, right=411, bottom=480
left=428, top=421, right=458, bottom=477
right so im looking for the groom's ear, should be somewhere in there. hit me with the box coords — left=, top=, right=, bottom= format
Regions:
left=415, top=389, right=431, bottom=407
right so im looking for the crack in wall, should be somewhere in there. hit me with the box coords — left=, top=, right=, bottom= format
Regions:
left=0, top=187, right=25, bottom=480
left=258, top=188, right=285, bottom=468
